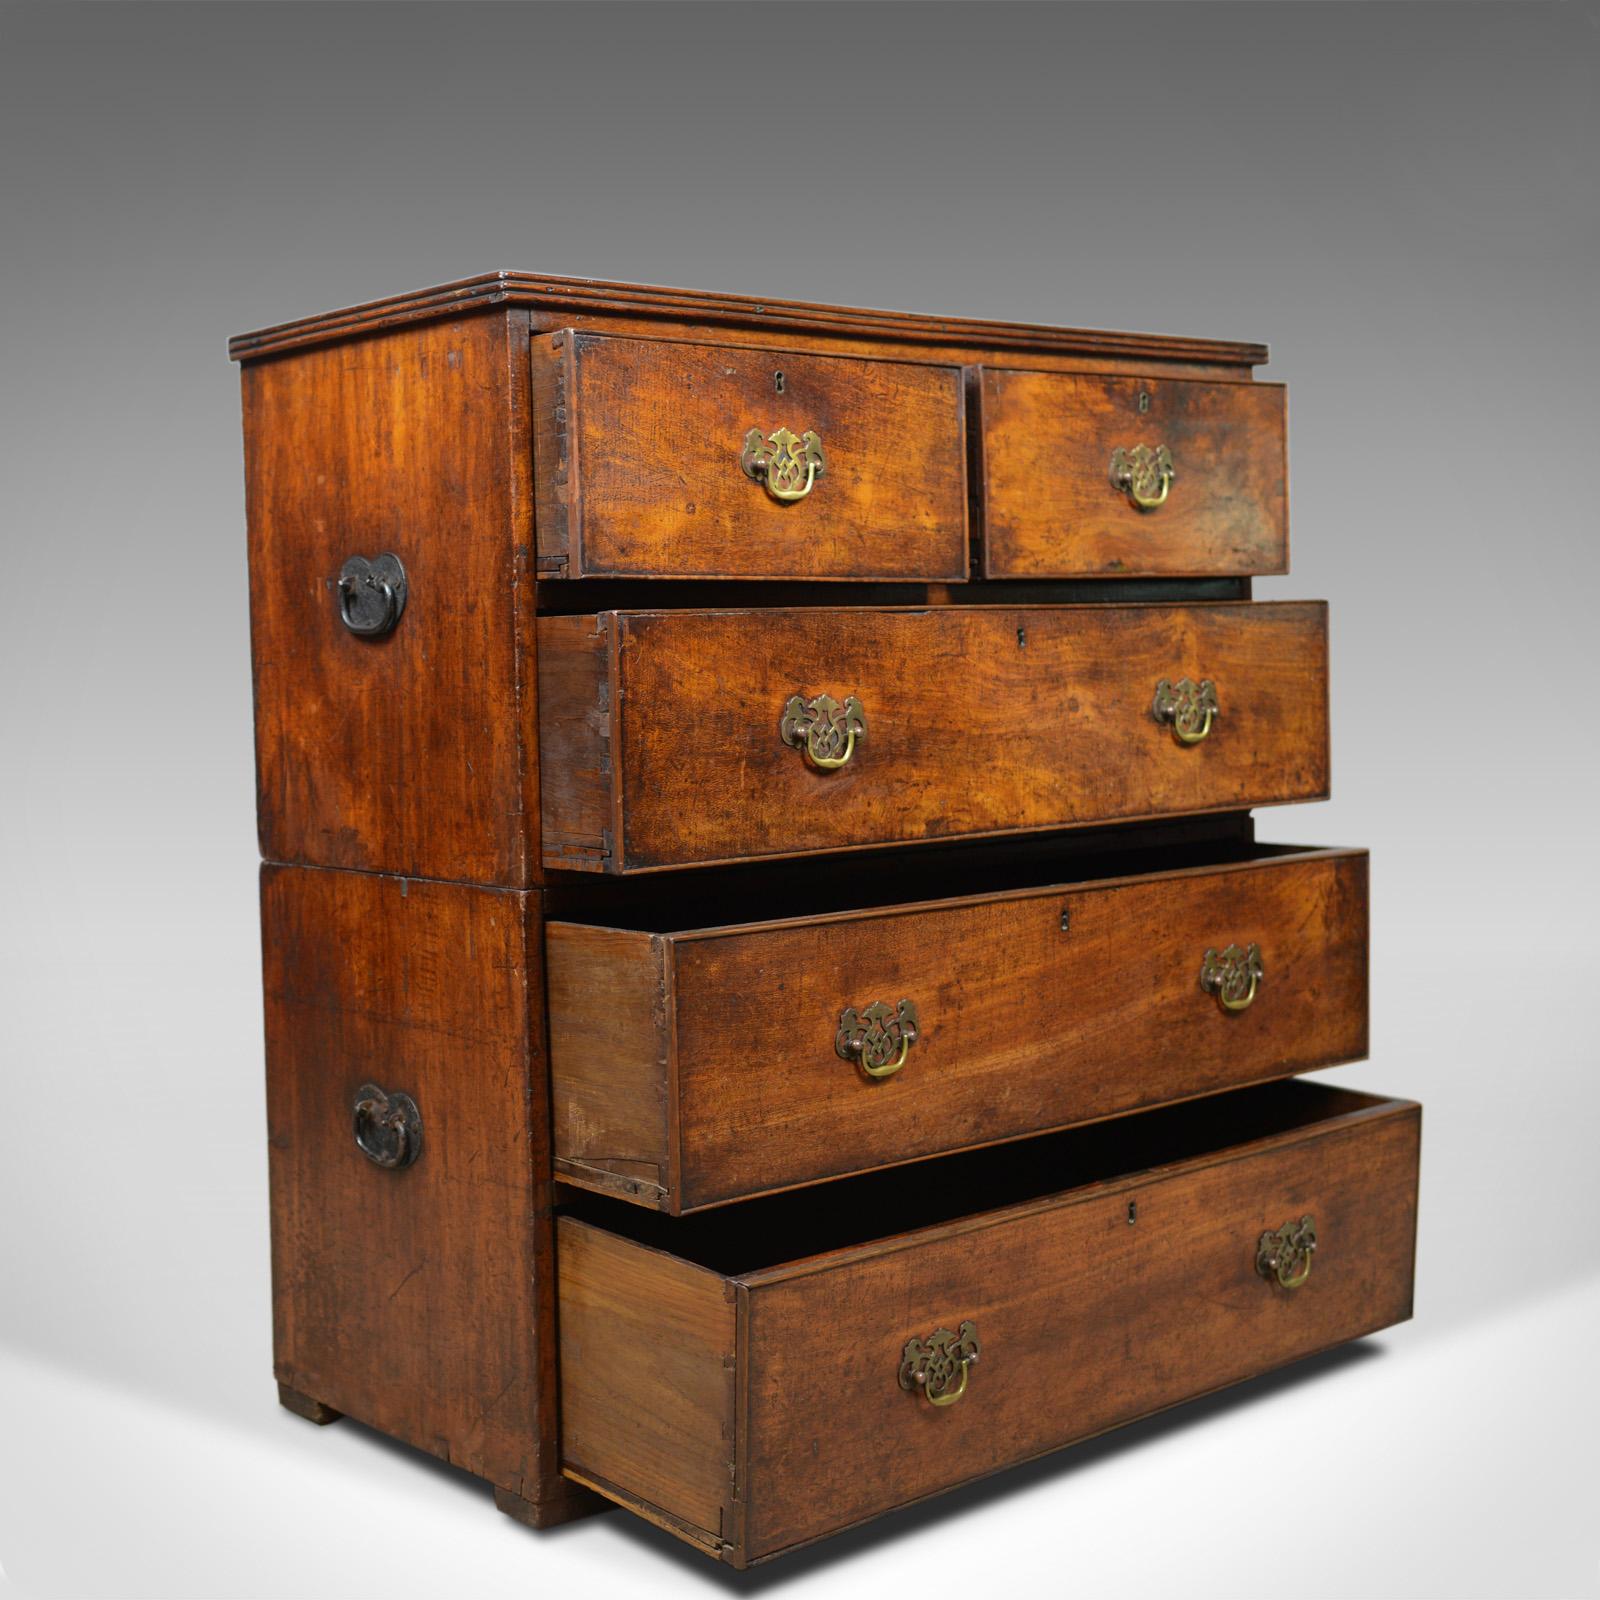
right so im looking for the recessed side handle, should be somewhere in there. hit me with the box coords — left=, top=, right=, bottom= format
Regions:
left=352, top=1082, right=422, bottom=1170
left=337, top=553, right=407, bottom=637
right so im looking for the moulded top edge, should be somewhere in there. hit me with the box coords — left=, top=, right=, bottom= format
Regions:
left=227, top=269, right=1271, bottom=368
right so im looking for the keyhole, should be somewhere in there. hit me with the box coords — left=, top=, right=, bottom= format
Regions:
left=774, top=371, right=786, bottom=395
left=1017, top=626, right=1027, bottom=649
left=1060, top=905, right=1071, bottom=932
left=1127, top=1200, right=1138, bottom=1225
left=1138, top=389, right=1151, bottom=414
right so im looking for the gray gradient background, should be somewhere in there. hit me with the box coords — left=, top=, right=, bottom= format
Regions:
left=2, top=3, right=1597, bottom=1596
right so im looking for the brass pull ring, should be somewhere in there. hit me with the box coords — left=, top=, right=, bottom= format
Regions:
left=1110, top=444, right=1175, bottom=510
left=1152, top=677, right=1219, bottom=745
left=1257, top=1215, right=1316, bottom=1289
left=1200, top=943, right=1263, bottom=1013
left=742, top=426, right=826, bottom=503
left=899, top=1321, right=980, bottom=1407
left=352, top=1082, right=422, bottom=1170
left=837, top=1000, right=919, bottom=1080
left=782, top=693, right=866, bottom=771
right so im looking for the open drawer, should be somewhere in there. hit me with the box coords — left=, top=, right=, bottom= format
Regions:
left=537, top=601, right=1329, bottom=872
left=548, top=840, right=1368, bottom=1212
left=556, top=1080, right=1420, bottom=1564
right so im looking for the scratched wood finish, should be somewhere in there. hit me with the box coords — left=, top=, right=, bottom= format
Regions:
left=556, top=1085, right=1420, bottom=1564
left=242, top=311, right=539, bottom=887
left=230, top=270, right=1270, bottom=369
left=537, top=602, right=1329, bottom=872
left=979, top=369, right=1288, bottom=578
left=532, top=330, right=967, bottom=580
left=558, top=1222, right=736, bottom=1554
left=260, top=865, right=596, bottom=1525
left=548, top=847, right=1367, bottom=1212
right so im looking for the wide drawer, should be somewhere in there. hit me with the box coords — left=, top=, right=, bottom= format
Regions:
left=532, top=329, right=968, bottom=580
left=538, top=601, right=1329, bottom=872
left=978, top=368, right=1287, bottom=578
left=549, top=843, right=1368, bottom=1212
left=557, top=1081, right=1420, bottom=1564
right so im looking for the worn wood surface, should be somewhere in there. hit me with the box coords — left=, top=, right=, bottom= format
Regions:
left=979, top=369, right=1288, bottom=578
left=548, top=924, right=671, bottom=1205
left=556, top=1086, right=1419, bottom=1564
left=533, top=330, right=967, bottom=580
left=538, top=602, right=1330, bottom=872
left=243, top=310, right=540, bottom=886
left=557, top=1220, right=737, bottom=1553
left=548, top=847, right=1367, bottom=1212
left=231, top=270, right=1270, bottom=369
left=260, top=865, right=589, bottom=1520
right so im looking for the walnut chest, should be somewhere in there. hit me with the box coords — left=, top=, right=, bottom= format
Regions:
left=233, top=272, right=1418, bottom=1566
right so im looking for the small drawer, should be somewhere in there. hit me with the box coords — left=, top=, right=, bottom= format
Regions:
left=557, top=1081, right=1420, bottom=1564
left=537, top=601, right=1329, bottom=872
left=533, top=330, right=968, bottom=580
left=549, top=844, right=1368, bottom=1212
left=978, top=368, right=1287, bottom=578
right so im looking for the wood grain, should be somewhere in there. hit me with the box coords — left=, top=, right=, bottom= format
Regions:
left=738, top=1099, right=1418, bottom=1561
left=243, top=309, right=540, bottom=886
left=533, top=330, right=967, bottom=580
left=260, top=864, right=591, bottom=1521
left=979, top=369, right=1288, bottom=578
left=548, top=847, right=1368, bottom=1212
left=557, top=1220, right=736, bottom=1549
left=555, top=1085, right=1420, bottom=1564
left=547, top=925, right=670, bottom=1204
left=230, top=270, right=1270, bottom=369
left=537, top=602, right=1330, bottom=872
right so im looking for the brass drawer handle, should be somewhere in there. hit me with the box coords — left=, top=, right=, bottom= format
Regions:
left=1257, top=1215, right=1316, bottom=1289
left=741, top=425, right=826, bottom=503
left=837, top=1000, right=919, bottom=1079
left=899, top=1320, right=980, bottom=1406
left=1110, top=443, right=1175, bottom=510
left=1152, top=676, right=1219, bottom=745
left=1200, top=943, right=1263, bottom=1012
left=782, top=692, right=866, bottom=770
left=352, top=1082, right=422, bottom=1170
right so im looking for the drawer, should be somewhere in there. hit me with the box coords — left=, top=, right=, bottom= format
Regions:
left=532, top=330, right=968, bottom=580
left=557, top=1081, right=1420, bottom=1564
left=978, top=369, right=1287, bottom=578
left=538, top=601, right=1329, bottom=872
left=550, top=844, right=1368, bottom=1212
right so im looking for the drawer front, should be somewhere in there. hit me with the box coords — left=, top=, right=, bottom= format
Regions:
left=556, top=1089, right=1421, bottom=1564
left=538, top=602, right=1329, bottom=872
left=979, top=369, right=1287, bottom=578
left=533, top=330, right=968, bottom=580
left=738, top=1103, right=1417, bottom=1559
left=549, top=849, right=1369, bottom=1212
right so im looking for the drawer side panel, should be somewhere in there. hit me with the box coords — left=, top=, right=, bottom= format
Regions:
left=557, top=1218, right=736, bottom=1543
left=548, top=924, right=672, bottom=1203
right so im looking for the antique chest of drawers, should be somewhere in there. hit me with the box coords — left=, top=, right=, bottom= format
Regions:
left=233, top=272, right=1418, bottom=1566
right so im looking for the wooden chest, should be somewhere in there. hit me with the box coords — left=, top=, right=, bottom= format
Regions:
left=234, top=272, right=1417, bottom=1564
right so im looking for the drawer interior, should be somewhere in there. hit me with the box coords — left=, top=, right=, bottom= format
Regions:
left=544, top=813, right=1306, bottom=929
left=557, top=1078, right=1394, bottom=1274
left=557, top=1078, right=1418, bottom=1562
